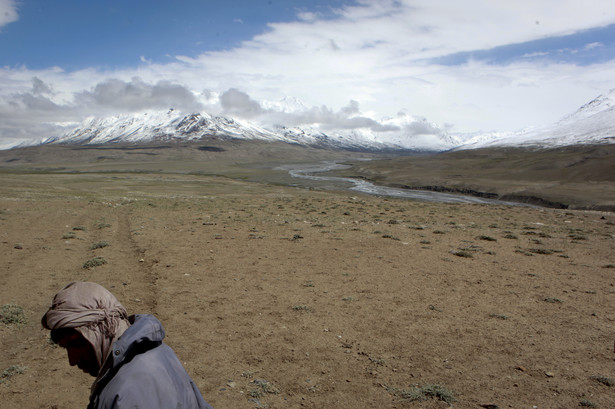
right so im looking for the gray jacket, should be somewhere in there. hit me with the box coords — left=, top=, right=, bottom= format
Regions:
left=88, top=314, right=213, bottom=409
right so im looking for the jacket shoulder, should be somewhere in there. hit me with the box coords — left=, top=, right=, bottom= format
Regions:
left=95, top=344, right=212, bottom=409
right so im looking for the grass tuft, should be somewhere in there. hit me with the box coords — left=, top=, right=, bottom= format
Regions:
left=248, top=379, right=280, bottom=398
left=591, top=375, right=614, bottom=387
left=390, top=383, right=455, bottom=405
left=0, top=365, right=26, bottom=384
left=83, top=256, right=107, bottom=269
left=89, top=241, right=110, bottom=250
left=477, top=235, right=497, bottom=241
left=1, top=304, right=27, bottom=326
left=452, top=250, right=473, bottom=258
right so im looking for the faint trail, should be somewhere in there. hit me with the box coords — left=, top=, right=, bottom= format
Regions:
left=115, top=207, right=159, bottom=315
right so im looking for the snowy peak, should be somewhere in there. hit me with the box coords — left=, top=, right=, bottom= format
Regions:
left=35, top=89, right=615, bottom=152
left=261, top=96, right=309, bottom=113
left=561, top=88, right=615, bottom=123
left=41, top=108, right=458, bottom=152
left=455, top=89, right=615, bottom=150
left=45, top=110, right=282, bottom=146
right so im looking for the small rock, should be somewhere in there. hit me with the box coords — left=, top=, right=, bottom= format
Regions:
left=226, top=381, right=236, bottom=388
left=515, top=366, right=526, bottom=372
left=545, top=371, right=554, bottom=378
left=14, top=244, right=23, bottom=249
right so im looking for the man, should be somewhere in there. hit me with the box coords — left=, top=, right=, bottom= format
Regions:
left=41, top=281, right=213, bottom=409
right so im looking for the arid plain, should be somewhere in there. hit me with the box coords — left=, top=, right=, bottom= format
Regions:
left=1, top=142, right=614, bottom=409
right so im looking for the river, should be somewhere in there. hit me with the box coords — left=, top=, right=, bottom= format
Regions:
left=277, top=161, right=531, bottom=206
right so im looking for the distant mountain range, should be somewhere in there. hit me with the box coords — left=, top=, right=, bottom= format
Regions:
left=36, top=89, right=615, bottom=152
left=456, top=88, right=615, bottom=150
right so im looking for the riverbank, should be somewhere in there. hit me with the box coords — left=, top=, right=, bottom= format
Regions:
left=329, top=144, right=615, bottom=212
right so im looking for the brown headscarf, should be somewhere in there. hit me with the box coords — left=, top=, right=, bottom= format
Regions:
left=41, top=282, right=131, bottom=372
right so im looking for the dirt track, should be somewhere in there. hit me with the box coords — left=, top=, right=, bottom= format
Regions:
left=1, top=173, right=615, bottom=409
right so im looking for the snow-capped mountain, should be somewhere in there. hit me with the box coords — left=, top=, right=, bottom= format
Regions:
left=456, top=89, right=615, bottom=149
left=40, top=107, right=456, bottom=152
left=43, top=110, right=286, bottom=146
left=35, top=89, right=615, bottom=152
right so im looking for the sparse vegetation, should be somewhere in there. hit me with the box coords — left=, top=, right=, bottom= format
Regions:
left=83, top=256, right=107, bottom=269
left=1, top=143, right=615, bottom=408
left=579, top=399, right=597, bottom=408
left=529, top=248, right=555, bottom=255
left=477, top=235, right=497, bottom=241
left=89, top=240, right=110, bottom=250
left=452, top=250, right=473, bottom=258
left=0, top=304, right=27, bottom=326
left=388, top=383, right=455, bottom=405
left=591, top=376, right=614, bottom=387
left=248, top=379, right=279, bottom=398
left=0, top=365, right=26, bottom=384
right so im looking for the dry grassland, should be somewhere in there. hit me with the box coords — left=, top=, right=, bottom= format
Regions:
left=1, top=169, right=614, bottom=409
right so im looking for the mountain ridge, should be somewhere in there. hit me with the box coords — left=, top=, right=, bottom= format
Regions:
left=15, top=88, right=615, bottom=152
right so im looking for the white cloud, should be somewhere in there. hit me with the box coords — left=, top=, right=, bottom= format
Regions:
left=75, top=78, right=202, bottom=112
left=585, top=42, right=603, bottom=50
left=0, top=0, right=18, bottom=29
left=1, top=0, right=615, bottom=147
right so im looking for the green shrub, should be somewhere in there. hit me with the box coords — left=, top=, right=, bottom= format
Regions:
left=591, top=375, right=614, bottom=387
left=83, top=256, right=107, bottom=269
left=248, top=379, right=279, bottom=398
left=89, top=241, right=110, bottom=250
left=0, top=365, right=26, bottom=384
left=391, top=384, right=455, bottom=405
left=477, top=235, right=497, bottom=241
left=0, top=304, right=26, bottom=326
left=452, top=250, right=473, bottom=258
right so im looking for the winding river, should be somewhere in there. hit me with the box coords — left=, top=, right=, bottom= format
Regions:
left=277, top=161, right=531, bottom=206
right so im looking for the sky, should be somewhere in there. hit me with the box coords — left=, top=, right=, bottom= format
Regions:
left=1, top=0, right=615, bottom=148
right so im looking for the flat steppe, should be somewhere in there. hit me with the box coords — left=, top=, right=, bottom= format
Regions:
left=1, top=142, right=614, bottom=408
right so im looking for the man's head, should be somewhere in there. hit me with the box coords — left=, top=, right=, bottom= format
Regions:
left=41, top=282, right=130, bottom=377
left=50, top=327, right=100, bottom=376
